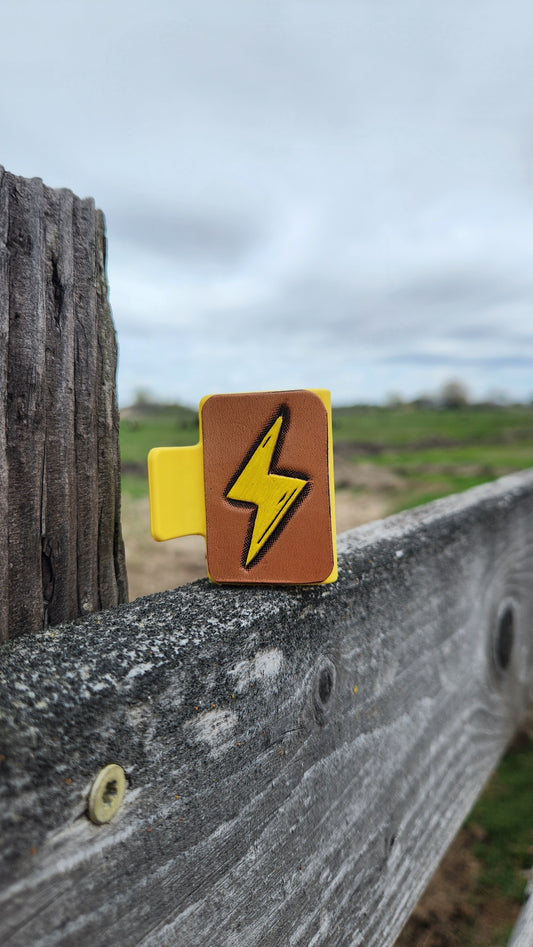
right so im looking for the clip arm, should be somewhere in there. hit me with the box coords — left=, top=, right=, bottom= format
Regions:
left=148, top=444, right=206, bottom=541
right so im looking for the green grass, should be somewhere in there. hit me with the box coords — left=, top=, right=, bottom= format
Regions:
left=389, top=476, right=494, bottom=514
left=367, top=445, right=533, bottom=471
left=333, top=404, right=533, bottom=447
left=467, top=731, right=533, bottom=903
left=120, top=404, right=199, bottom=497
left=453, top=728, right=533, bottom=945
left=120, top=402, right=533, bottom=501
left=334, top=405, right=532, bottom=514
left=120, top=407, right=199, bottom=468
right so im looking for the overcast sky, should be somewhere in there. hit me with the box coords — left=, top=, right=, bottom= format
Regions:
left=2, top=0, right=533, bottom=406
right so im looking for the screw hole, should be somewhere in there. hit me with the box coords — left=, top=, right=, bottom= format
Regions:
left=318, top=666, right=334, bottom=705
left=102, top=780, right=118, bottom=804
left=496, top=606, right=514, bottom=670
left=313, top=660, right=336, bottom=726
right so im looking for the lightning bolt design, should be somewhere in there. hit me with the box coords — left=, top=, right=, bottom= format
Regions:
left=226, top=414, right=308, bottom=567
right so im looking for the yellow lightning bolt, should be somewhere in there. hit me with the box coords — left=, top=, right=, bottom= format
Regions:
left=226, top=415, right=308, bottom=567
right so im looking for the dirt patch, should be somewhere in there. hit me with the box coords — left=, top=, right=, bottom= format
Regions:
left=334, top=457, right=406, bottom=492
left=334, top=488, right=390, bottom=533
left=394, top=721, right=533, bottom=946
left=122, top=496, right=208, bottom=600
left=393, top=821, right=527, bottom=947
left=394, top=826, right=483, bottom=946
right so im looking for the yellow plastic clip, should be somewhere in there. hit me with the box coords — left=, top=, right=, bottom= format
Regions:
left=148, top=389, right=337, bottom=586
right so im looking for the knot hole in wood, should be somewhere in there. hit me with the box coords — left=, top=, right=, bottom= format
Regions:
left=496, top=604, right=514, bottom=672
left=488, top=596, right=519, bottom=692
left=313, top=658, right=336, bottom=726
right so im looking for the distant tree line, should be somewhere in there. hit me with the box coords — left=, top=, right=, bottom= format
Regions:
left=387, top=379, right=528, bottom=410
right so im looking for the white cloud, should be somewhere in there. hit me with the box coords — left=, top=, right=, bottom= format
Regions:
left=1, top=0, right=533, bottom=404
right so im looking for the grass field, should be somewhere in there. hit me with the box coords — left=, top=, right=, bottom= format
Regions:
left=120, top=401, right=533, bottom=946
left=121, top=401, right=533, bottom=507
left=332, top=403, right=533, bottom=517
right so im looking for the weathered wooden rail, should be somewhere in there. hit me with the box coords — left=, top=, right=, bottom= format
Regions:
left=1, top=471, right=533, bottom=945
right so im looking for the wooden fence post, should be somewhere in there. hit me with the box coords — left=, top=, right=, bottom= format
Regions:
left=0, top=166, right=128, bottom=641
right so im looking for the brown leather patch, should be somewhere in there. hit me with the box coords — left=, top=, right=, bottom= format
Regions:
left=201, top=390, right=334, bottom=584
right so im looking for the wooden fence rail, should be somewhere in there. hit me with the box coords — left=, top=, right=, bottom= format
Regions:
left=1, top=471, right=533, bottom=945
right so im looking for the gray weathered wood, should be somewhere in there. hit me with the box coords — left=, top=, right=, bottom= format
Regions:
left=1, top=471, right=533, bottom=945
left=0, top=167, right=128, bottom=640
left=509, top=882, right=533, bottom=947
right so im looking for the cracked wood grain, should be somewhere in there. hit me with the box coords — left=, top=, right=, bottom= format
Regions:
left=0, top=167, right=127, bottom=640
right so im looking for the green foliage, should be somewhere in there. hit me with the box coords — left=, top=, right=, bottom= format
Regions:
left=120, top=403, right=199, bottom=497
left=467, top=731, right=533, bottom=902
